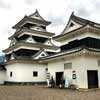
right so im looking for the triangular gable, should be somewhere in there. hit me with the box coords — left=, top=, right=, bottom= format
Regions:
left=29, top=10, right=43, bottom=20
left=25, top=36, right=36, bottom=43
left=29, top=9, right=51, bottom=25
left=29, top=9, right=49, bottom=23
left=32, top=49, right=48, bottom=59
left=44, top=39, right=55, bottom=46
left=63, top=20, right=83, bottom=33
left=13, top=10, right=51, bottom=29
left=62, top=12, right=83, bottom=34
left=30, top=26, right=46, bottom=31
left=10, top=38, right=17, bottom=47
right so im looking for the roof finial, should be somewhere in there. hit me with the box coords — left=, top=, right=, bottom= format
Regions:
left=72, top=11, right=74, bottom=15
left=24, top=14, right=27, bottom=18
left=35, top=9, right=38, bottom=13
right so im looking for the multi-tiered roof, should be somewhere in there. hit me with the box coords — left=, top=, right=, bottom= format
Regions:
left=42, top=12, right=100, bottom=61
left=3, top=10, right=59, bottom=62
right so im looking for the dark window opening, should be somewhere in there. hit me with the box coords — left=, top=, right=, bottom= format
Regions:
left=45, top=68, right=48, bottom=72
left=33, top=36, right=47, bottom=43
left=41, top=26, right=46, bottom=30
left=35, top=14, right=38, bottom=17
left=33, top=71, right=38, bottom=77
left=15, top=49, right=38, bottom=58
left=10, top=72, right=12, bottom=77
left=69, top=23, right=74, bottom=27
left=41, top=54, right=45, bottom=56
left=22, top=23, right=35, bottom=29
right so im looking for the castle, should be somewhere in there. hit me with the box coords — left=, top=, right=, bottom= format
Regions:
left=0, top=10, right=100, bottom=89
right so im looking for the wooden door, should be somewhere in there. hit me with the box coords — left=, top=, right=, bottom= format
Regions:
left=87, top=70, right=98, bottom=89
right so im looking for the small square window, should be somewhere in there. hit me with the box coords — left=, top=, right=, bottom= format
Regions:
left=33, top=71, right=38, bottom=77
left=72, top=74, right=76, bottom=79
left=98, top=60, right=100, bottom=66
left=64, top=62, right=72, bottom=70
left=45, top=68, right=48, bottom=72
left=10, top=72, right=12, bottom=77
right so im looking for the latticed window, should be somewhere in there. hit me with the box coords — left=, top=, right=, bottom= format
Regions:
left=64, top=62, right=72, bottom=70
left=98, top=60, right=100, bottom=66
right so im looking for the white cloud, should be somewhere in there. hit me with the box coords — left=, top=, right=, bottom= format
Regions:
left=0, top=0, right=100, bottom=54
left=0, top=0, right=10, bottom=9
left=25, top=0, right=37, bottom=5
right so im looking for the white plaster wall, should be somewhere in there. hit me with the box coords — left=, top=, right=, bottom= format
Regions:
left=0, top=70, right=6, bottom=84
left=48, top=57, right=84, bottom=88
left=48, top=56, right=100, bottom=89
left=72, top=56, right=100, bottom=89
left=5, top=63, right=47, bottom=82
left=48, top=59, right=64, bottom=81
left=69, top=57, right=88, bottom=89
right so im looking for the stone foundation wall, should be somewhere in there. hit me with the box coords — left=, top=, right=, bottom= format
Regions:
left=4, top=81, right=47, bottom=85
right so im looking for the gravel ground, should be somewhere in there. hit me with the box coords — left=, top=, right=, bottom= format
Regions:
left=0, top=85, right=100, bottom=100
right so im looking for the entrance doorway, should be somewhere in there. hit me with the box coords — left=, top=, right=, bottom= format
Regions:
left=56, top=72, right=63, bottom=85
left=87, top=70, right=98, bottom=89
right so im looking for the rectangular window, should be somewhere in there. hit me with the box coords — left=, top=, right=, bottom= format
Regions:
left=33, top=71, right=38, bottom=77
left=10, top=72, right=12, bottom=77
left=64, top=62, right=72, bottom=70
left=98, top=60, right=100, bottom=66
left=72, top=74, right=76, bottom=79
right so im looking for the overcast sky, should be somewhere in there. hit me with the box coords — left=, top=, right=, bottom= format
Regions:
left=0, top=0, right=100, bottom=54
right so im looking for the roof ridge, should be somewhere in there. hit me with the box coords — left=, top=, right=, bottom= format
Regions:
left=72, top=14, right=100, bottom=26
left=28, top=9, right=51, bottom=24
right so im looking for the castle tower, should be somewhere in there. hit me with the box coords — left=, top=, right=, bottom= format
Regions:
left=3, top=10, right=59, bottom=61
left=3, top=10, right=59, bottom=84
